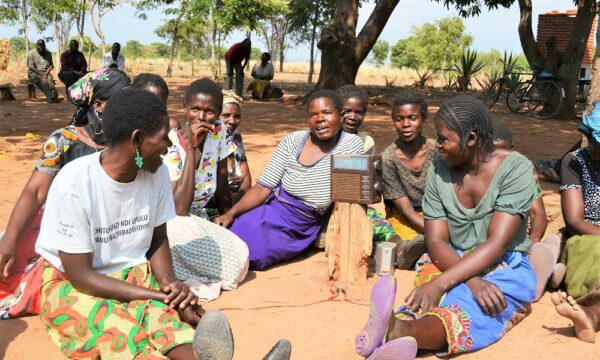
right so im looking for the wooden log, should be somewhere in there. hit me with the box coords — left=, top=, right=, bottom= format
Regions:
left=325, top=202, right=372, bottom=287
left=0, top=84, right=16, bottom=101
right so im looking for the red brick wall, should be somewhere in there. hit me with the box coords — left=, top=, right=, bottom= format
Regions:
left=537, top=10, right=596, bottom=65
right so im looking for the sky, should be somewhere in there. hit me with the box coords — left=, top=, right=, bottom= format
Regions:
left=0, top=0, right=577, bottom=62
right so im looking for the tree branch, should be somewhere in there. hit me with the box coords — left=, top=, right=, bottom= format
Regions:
left=355, top=0, right=401, bottom=64
left=517, top=0, right=544, bottom=68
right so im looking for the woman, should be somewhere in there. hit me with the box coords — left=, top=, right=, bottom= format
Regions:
left=163, top=79, right=249, bottom=291
left=215, top=90, right=364, bottom=270
left=248, top=52, right=282, bottom=100
left=35, top=88, right=221, bottom=359
left=552, top=105, right=600, bottom=343
left=381, top=90, right=436, bottom=269
left=132, top=72, right=182, bottom=130
left=0, top=67, right=131, bottom=318
left=355, top=96, right=536, bottom=359
left=220, top=90, right=252, bottom=201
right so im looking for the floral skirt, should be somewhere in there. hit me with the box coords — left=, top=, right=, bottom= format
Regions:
left=396, top=247, right=535, bottom=356
left=385, top=205, right=422, bottom=240
left=39, top=261, right=195, bottom=359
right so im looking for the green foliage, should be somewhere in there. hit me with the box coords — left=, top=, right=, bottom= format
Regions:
left=453, top=48, right=485, bottom=91
left=123, top=40, right=144, bottom=59
left=146, top=42, right=170, bottom=58
left=219, top=0, right=280, bottom=32
left=0, top=0, right=20, bottom=25
left=390, top=16, right=472, bottom=71
left=288, top=0, right=335, bottom=43
left=434, top=0, right=514, bottom=17
left=69, top=35, right=97, bottom=54
left=370, top=40, right=389, bottom=66
left=9, top=36, right=35, bottom=55
left=251, top=47, right=261, bottom=61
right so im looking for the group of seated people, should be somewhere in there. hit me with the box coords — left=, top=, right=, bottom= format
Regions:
left=28, top=38, right=126, bottom=103
left=1, top=63, right=600, bottom=359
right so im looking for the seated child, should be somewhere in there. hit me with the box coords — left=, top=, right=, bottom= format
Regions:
left=337, top=85, right=375, bottom=154
left=380, top=90, right=436, bottom=269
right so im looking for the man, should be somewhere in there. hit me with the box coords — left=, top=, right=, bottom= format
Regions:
left=58, top=40, right=87, bottom=91
left=27, top=39, right=59, bottom=103
left=103, top=42, right=125, bottom=70
left=224, top=38, right=251, bottom=96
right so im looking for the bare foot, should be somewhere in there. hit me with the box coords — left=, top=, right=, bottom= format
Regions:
left=551, top=291, right=597, bottom=343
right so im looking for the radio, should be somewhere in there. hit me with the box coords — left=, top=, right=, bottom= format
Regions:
left=330, top=154, right=382, bottom=204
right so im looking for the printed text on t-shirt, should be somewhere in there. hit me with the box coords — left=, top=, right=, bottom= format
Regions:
left=94, top=214, right=150, bottom=244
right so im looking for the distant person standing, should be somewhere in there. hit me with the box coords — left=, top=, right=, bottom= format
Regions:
left=103, top=42, right=125, bottom=71
left=27, top=39, right=59, bottom=103
left=224, top=38, right=251, bottom=96
left=58, top=40, right=87, bottom=91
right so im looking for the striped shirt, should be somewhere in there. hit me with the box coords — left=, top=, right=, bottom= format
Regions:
left=258, top=130, right=364, bottom=212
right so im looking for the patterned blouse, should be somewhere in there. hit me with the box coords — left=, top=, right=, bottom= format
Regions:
left=560, top=148, right=600, bottom=226
left=162, top=120, right=235, bottom=217
left=34, top=125, right=96, bottom=177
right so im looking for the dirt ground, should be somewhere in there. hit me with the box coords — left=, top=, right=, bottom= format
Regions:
left=1, top=71, right=599, bottom=359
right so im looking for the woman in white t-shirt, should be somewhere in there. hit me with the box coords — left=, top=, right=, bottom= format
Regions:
left=35, top=89, right=236, bottom=359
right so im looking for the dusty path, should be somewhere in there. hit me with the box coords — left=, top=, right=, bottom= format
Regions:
left=1, top=74, right=598, bottom=359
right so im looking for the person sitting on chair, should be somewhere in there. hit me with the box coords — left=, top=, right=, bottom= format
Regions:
left=27, top=39, right=59, bottom=103
left=58, top=40, right=87, bottom=91
left=103, top=42, right=125, bottom=71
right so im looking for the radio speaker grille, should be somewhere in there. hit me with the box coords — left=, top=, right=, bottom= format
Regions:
left=331, top=172, right=362, bottom=201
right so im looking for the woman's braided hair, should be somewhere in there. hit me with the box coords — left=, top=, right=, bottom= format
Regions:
left=435, top=95, right=495, bottom=157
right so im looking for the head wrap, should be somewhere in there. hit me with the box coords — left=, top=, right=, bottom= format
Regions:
left=581, top=100, right=600, bottom=144
left=68, top=67, right=131, bottom=144
left=222, top=89, right=243, bottom=108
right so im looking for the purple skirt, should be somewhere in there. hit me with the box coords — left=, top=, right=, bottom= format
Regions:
left=229, top=187, right=325, bottom=270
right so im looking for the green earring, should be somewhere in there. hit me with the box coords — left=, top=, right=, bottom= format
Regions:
left=135, top=148, right=144, bottom=168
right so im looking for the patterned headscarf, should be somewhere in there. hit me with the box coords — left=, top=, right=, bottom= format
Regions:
left=222, top=89, right=242, bottom=108
left=68, top=67, right=131, bottom=144
left=581, top=100, right=600, bottom=144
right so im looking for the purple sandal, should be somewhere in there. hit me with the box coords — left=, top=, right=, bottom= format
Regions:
left=355, top=275, right=397, bottom=357
left=367, top=336, right=418, bottom=360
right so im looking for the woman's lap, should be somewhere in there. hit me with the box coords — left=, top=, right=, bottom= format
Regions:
left=397, top=249, right=535, bottom=356
left=230, top=189, right=323, bottom=270
left=562, top=234, right=600, bottom=303
left=39, top=261, right=194, bottom=359
left=167, top=215, right=249, bottom=291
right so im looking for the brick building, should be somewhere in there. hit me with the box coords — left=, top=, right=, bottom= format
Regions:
left=536, top=10, right=597, bottom=79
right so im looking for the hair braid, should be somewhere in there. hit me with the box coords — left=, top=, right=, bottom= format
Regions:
left=435, top=96, right=495, bottom=157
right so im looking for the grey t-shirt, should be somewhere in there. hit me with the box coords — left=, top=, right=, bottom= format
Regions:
left=27, top=49, right=53, bottom=76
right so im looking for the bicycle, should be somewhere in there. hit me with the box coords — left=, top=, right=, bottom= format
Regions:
left=482, top=70, right=521, bottom=110
left=576, top=78, right=591, bottom=104
left=506, top=69, right=564, bottom=119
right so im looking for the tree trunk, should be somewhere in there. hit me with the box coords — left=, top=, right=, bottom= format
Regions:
left=166, top=10, right=184, bottom=78
left=210, top=18, right=217, bottom=78
left=518, top=0, right=597, bottom=118
left=316, top=0, right=400, bottom=89
left=77, top=0, right=86, bottom=52
left=217, top=30, right=222, bottom=76
left=89, top=3, right=107, bottom=56
left=587, top=22, right=600, bottom=111
left=307, top=10, right=318, bottom=86
left=191, top=37, right=195, bottom=77
left=20, top=0, right=29, bottom=55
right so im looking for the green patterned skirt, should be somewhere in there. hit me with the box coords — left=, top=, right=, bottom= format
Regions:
left=39, top=260, right=195, bottom=359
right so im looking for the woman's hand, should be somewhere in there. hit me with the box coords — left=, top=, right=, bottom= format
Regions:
left=214, top=212, right=235, bottom=228
left=466, top=277, right=507, bottom=316
left=161, top=280, right=198, bottom=310
left=0, top=238, right=17, bottom=280
left=404, top=280, right=445, bottom=313
left=185, top=121, right=215, bottom=149
left=178, top=303, right=205, bottom=327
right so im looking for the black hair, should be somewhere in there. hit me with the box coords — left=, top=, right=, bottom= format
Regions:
left=391, top=90, right=428, bottom=118
left=336, top=85, right=369, bottom=111
left=70, top=39, right=79, bottom=46
left=306, top=89, right=343, bottom=114
left=184, top=78, right=223, bottom=113
left=492, top=121, right=513, bottom=146
left=133, top=73, right=169, bottom=102
left=113, top=42, right=121, bottom=48
left=102, top=89, right=168, bottom=146
left=36, top=39, right=45, bottom=45
left=262, top=52, right=271, bottom=61
left=435, top=95, right=495, bottom=157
